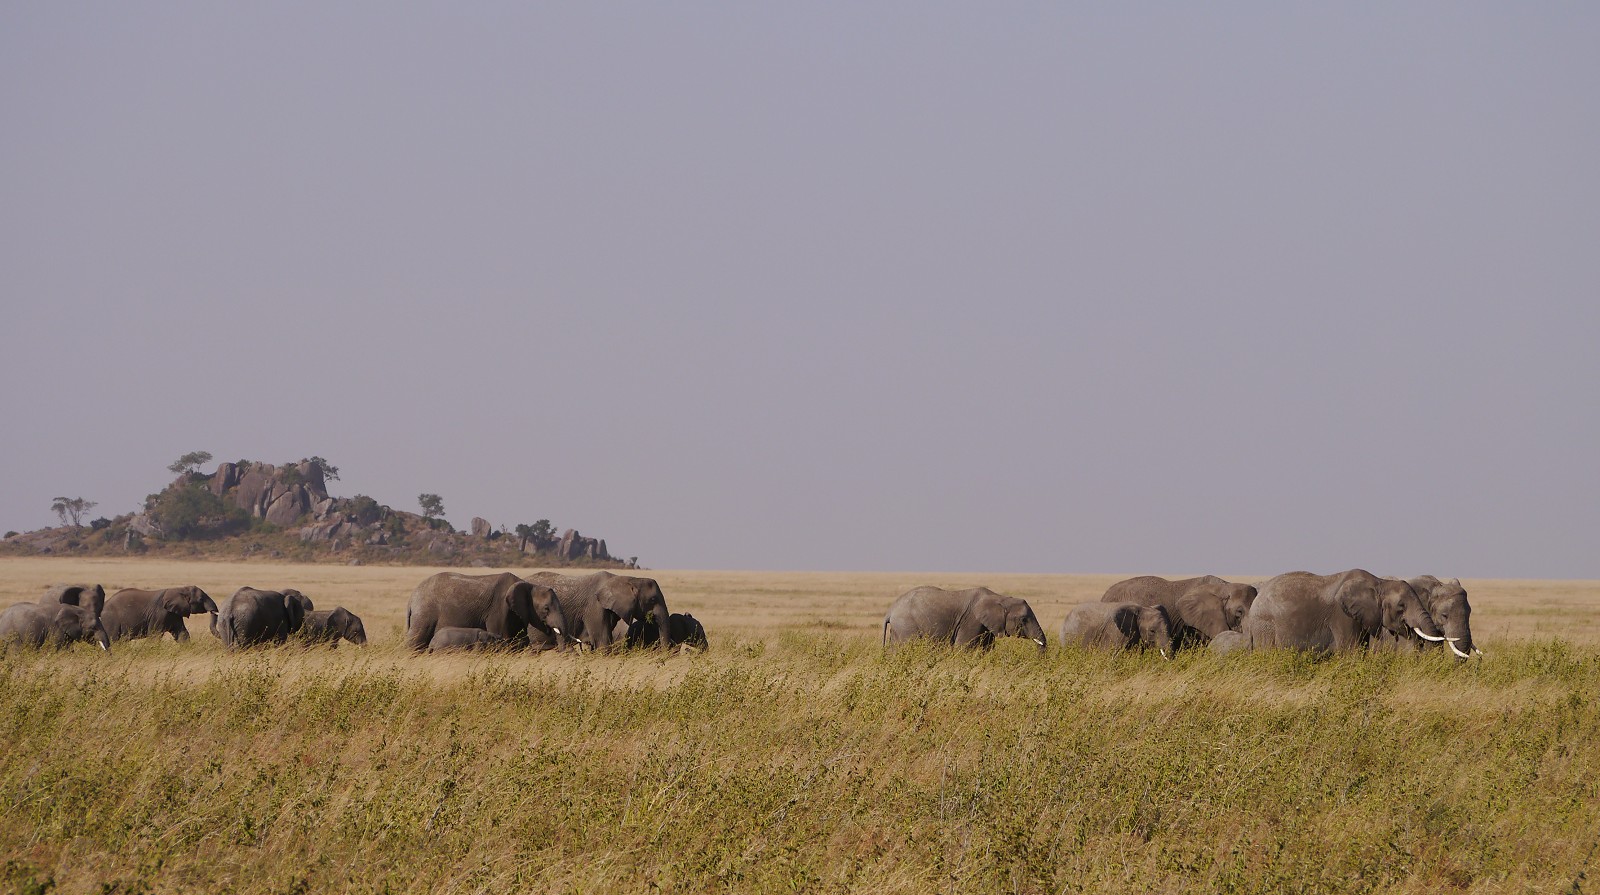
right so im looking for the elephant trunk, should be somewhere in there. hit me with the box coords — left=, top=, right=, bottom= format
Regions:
left=648, top=597, right=671, bottom=649
left=1025, top=617, right=1047, bottom=651
left=201, top=595, right=219, bottom=614
left=94, top=622, right=111, bottom=652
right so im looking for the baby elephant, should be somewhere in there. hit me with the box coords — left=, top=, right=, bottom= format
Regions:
left=1059, top=602, right=1173, bottom=658
left=625, top=612, right=709, bottom=651
left=428, top=627, right=507, bottom=652
left=299, top=608, right=368, bottom=647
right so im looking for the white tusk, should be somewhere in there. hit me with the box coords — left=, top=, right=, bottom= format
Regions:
left=1160, top=649, right=1169, bottom=660
left=1472, top=648, right=1484, bottom=657
left=1444, top=636, right=1462, bottom=642
left=98, top=642, right=108, bottom=651
left=1448, top=641, right=1471, bottom=659
left=1413, top=627, right=1446, bottom=642
left=552, top=628, right=562, bottom=635
left=1033, top=639, right=1046, bottom=647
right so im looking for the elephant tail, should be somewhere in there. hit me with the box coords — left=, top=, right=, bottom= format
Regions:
left=882, top=616, right=890, bottom=647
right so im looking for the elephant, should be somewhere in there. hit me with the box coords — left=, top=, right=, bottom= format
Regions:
left=39, top=583, right=106, bottom=617
left=883, top=586, right=1047, bottom=649
left=1059, top=602, right=1173, bottom=657
left=404, top=572, right=567, bottom=652
left=0, top=602, right=110, bottom=651
left=299, top=608, right=368, bottom=647
left=624, top=612, right=709, bottom=651
left=523, top=571, right=670, bottom=651
left=428, top=627, right=508, bottom=651
left=101, top=586, right=218, bottom=641
left=213, top=587, right=314, bottom=649
left=1241, top=570, right=1443, bottom=653
left=1406, top=576, right=1480, bottom=659
left=1208, top=630, right=1251, bottom=655
left=1100, top=575, right=1257, bottom=650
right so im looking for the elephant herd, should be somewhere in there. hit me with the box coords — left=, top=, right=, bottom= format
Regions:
left=0, top=571, right=709, bottom=655
left=885, top=570, right=1480, bottom=659
left=2, top=568, right=1475, bottom=660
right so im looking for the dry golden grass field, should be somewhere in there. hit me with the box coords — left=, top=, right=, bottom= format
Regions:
left=3, top=557, right=1599, bottom=894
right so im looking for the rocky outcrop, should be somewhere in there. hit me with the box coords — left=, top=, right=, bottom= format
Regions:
left=554, top=529, right=611, bottom=561
left=471, top=517, right=491, bottom=538
left=220, top=461, right=329, bottom=527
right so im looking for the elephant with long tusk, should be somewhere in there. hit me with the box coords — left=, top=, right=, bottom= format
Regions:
left=1240, top=570, right=1444, bottom=654
left=1407, top=576, right=1481, bottom=659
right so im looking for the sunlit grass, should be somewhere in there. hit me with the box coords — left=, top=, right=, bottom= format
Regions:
left=2, top=559, right=1598, bottom=893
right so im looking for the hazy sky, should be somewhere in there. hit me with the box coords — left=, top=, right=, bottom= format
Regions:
left=3, top=4, right=1596, bottom=578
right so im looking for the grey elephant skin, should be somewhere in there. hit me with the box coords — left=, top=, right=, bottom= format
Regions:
left=1100, top=575, right=1256, bottom=650
left=1241, top=570, right=1443, bottom=653
left=1059, top=602, right=1172, bottom=657
left=405, top=572, right=566, bottom=652
left=0, top=603, right=111, bottom=651
left=1208, top=630, right=1251, bottom=655
left=101, top=586, right=218, bottom=642
left=213, top=587, right=314, bottom=649
left=428, top=627, right=507, bottom=651
left=883, top=586, right=1047, bottom=649
left=300, top=607, right=367, bottom=647
left=624, top=612, right=709, bottom=651
left=39, top=584, right=107, bottom=617
left=523, top=571, right=669, bottom=651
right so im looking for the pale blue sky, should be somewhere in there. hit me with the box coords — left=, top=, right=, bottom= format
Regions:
left=3, top=4, right=1596, bottom=576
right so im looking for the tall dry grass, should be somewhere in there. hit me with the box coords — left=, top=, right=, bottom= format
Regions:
left=2, top=558, right=1598, bottom=893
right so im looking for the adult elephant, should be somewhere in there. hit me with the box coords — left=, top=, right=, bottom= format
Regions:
left=404, top=572, right=567, bottom=652
left=39, top=584, right=106, bottom=617
left=1059, top=602, right=1172, bottom=658
left=213, top=587, right=313, bottom=649
left=625, top=612, right=709, bottom=651
left=428, top=627, right=507, bottom=651
left=101, top=586, right=218, bottom=642
left=883, top=586, right=1047, bottom=649
left=1241, top=570, right=1442, bottom=653
left=300, top=608, right=368, bottom=647
left=523, top=571, right=669, bottom=651
left=0, top=603, right=110, bottom=651
left=1406, top=576, right=1480, bottom=659
left=1100, top=575, right=1256, bottom=650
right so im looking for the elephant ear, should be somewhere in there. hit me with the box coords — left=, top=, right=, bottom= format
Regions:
left=280, top=591, right=307, bottom=631
left=1176, top=589, right=1228, bottom=638
left=159, top=588, right=191, bottom=616
left=1336, top=578, right=1382, bottom=632
left=1113, top=606, right=1140, bottom=641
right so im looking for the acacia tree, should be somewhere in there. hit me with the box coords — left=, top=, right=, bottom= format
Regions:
left=418, top=493, right=445, bottom=523
left=167, top=451, right=213, bottom=476
left=303, top=456, right=340, bottom=482
left=51, top=497, right=97, bottom=529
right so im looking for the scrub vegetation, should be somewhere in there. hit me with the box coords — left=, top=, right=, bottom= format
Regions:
left=2, top=559, right=1597, bottom=894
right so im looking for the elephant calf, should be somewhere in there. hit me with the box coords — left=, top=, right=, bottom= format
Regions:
left=1209, top=630, right=1251, bottom=655
left=428, top=627, right=507, bottom=651
left=624, top=612, right=709, bottom=651
left=299, top=608, right=368, bottom=647
left=0, top=603, right=111, bottom=651
left=1059, top=602, right=1173, bottom=658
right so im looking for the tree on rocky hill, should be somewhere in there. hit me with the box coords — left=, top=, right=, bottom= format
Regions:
left=51, top=496, right=97, bottom=529
left=514, top=519, right=556, bottom=552
left=167, top=451, right=214, bottom=476
left=304, top=456, right=340, bottom=482
left=418, top=493, right=445, bottom=524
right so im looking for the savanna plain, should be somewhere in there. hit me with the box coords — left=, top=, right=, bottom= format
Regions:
left=2, top=558, right=1598, bottom=894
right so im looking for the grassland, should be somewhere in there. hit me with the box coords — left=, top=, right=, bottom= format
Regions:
left=2, top=558, right=1598, bottom=894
